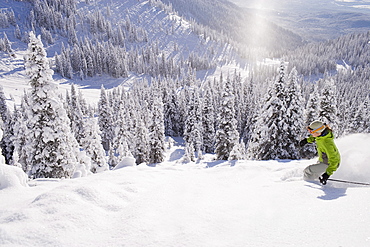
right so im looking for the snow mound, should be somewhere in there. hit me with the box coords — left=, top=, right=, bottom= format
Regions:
left=0, top=164, right=28, bottom=190
left=334, top=133, right=370, bottom=183
left=113, top=156, right=136, bottom=170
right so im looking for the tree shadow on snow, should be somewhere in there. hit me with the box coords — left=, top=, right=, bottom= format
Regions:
left=168, top=149, right=185, bottom=162
left=205, top=160, right=237, bottom=168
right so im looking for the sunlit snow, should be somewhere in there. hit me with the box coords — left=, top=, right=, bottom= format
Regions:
left=0, top=134, right=370, bottom=246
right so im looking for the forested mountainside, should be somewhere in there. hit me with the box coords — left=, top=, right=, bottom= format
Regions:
left=285, top=31, right=370, bottom=76
left=0, top=0, right=368, bottom=178
left=0, top=0, right=235, bottom=80
left=0, top=0, right=304, bottom=80
left=159, top=0, right=304, bottom=53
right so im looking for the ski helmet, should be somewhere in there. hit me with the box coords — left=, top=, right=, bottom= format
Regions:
left=308, top=120, right=326, bottom=133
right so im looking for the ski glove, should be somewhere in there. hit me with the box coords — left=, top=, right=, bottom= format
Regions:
left=319, top=173, right=330, bottom=185
left=299, top=139, right=308, bottom=147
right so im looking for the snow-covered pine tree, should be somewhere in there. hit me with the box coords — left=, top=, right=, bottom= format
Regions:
left=163, top=80, right=181, bottom=137
left=302, top=84, right=320, bottom=158
left=241, top=76, right=255, bottom=146
left=123, top=93, right=138, bottom=155
left=14, top=25, right=22, bottom=40
left=68, top=84, right=85, bottom=145
left=148, top=85, right=165, bottom=164
left=285, top=67, right=304, bottom=159
left=0, top=86, right=14, bottom=164
left=184, top=86, right=203, bottom=159
left=1, top=33, right=13, bottom=54
left=0, top=127, right=6, bottom=165
left=247, top=61, right=293, bottom=160
left=110, top=89, right=132, bottom=167
left=80, top=117, right=108, bottom=173
left=215, top=74, right=239, bottom=160
left=348, top=95, right=368, bottom=133
left=247, top=80, right=276, bottom=160
left=78, top=90, right=90, bottom=116
left=228, top=140, right=246, bottom=160
left=175, top=82, right=187, bottom=137
left=66, top=53, right=74, bottom=79
left=98, top=85, right=113, bottom=151
left=24, top=31, right=80, bottom=179
left=304, top=84, right=320, bottom=125
left=134, top=113, right=150, bottom=165
left=318, top=77, right=338, bottom=132
left=12, top=95, right=30, bottom=171
left=183, top=141, right=195, bottom=163
left=126, top=84, right=150, bottom=165
left=232, top=70, right=245, bottom=136
left=202, top=81, right=215, bottom=153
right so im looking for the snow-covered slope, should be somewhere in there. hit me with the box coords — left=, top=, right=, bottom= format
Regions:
left=1, top=0, right=244, bottom=88
left=1, top=133, right=369, bottom=247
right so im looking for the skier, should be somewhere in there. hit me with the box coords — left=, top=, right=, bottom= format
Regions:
left=299, top=120, right=341, bottom=185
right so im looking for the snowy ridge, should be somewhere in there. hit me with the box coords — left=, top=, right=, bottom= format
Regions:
left=1, top=133, right=370, bottom=246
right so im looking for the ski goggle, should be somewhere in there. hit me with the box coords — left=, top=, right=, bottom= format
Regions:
left=307, top=124, right=326, bottom=134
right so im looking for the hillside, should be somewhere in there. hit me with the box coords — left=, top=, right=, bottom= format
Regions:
left=0, top=0, right=308, bottom=88
left=1, top=133, right=370, bottom=246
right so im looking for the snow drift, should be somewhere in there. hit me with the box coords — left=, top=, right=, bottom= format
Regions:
left=334, top=133, right=370, bottom=183
left=0, top=164, right=28, bottom=190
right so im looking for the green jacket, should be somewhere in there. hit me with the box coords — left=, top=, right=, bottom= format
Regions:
left=307, top=130, right=340, bottom=175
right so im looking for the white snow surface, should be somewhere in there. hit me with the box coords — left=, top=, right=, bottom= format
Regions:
left=1, top=134, right=370, bottom=247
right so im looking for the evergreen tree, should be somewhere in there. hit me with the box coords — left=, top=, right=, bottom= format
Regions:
left=228, top=140, right=246, bottom=160
left=2, top=33, right=12, bottom=54
left=12, top=96, right=30, bottom=171
left=148, top=87, right=165, bottom=164
left=80, top=117, right=108, bottom=173
left=247, top=62, right=293, bottom=160
left=134, top=113, right=150, bottom=165
left=285, top=68, right=304, bottom=159
left=124, top=94, right=138, bottom=155
left=184, top=86, right=203, bottom=159
left=202, top=81, right=215, bottom=153
left=215, top=75, right=239, bottom=160
left=0, top=86, right=14, bottom=164
left=304, top=84, right=320, bottom=125
left=302, top=84, right=320, bottom=158
left=24, top=32, right=80, bottom=178
left=163, top=82, right=181, bottom=137
left=242, top=77, right=257, bottom=148
left=318, top=77, right=338, bottom=131
left=98, top=85, right=113, bottom=151
left=183, top=141, right=195, bottom=162
left=68, top=84, right=85, bottom=145
left=110, top=91, right=132, bottom=167
left=353, top=97, right=369, bottom=133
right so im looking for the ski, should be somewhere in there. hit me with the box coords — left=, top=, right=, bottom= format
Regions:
left=328, top=178, right=370, bottom=186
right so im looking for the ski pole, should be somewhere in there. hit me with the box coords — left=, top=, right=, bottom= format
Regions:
left=328, top=178, right=370, bottom=186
